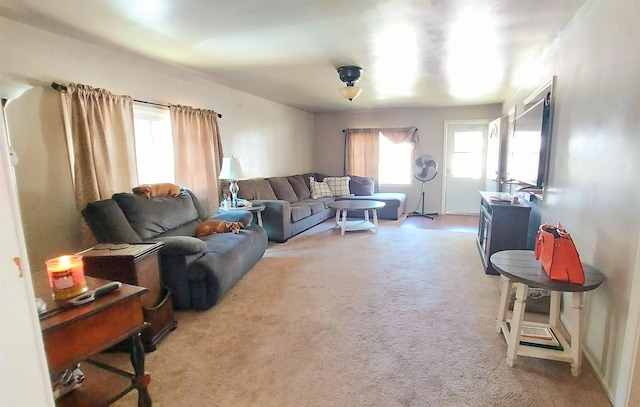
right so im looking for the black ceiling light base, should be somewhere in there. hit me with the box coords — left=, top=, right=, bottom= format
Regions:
left=337, top=66, right=363, bottom=86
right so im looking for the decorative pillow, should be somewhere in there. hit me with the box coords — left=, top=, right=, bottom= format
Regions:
left=268, top=177, right=298, bottom=203
left=348, top=175, right=375, bottom=196
left=323, top=176, right=351, bottom=197
left=309, top=177, right=333, bottom=199
left=287, top=175, right=311, bottom=200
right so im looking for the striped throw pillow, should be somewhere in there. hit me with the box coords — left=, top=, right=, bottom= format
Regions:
left=324, top=176, right=351, bottom=197
left=309, top=177, right=333, bottom=199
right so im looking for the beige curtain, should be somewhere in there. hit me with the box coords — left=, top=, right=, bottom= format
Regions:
left=345, top=127, right=419, bottom=192
left=60, top=83, right=137, bottom=245
left=345, top=128, right=381, bottom=190
left=170, top=104, right=223, bottom=213
left=380, top=127, right=419, bottom=146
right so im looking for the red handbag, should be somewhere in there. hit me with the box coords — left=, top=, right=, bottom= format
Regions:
left=534, top=224, right=585, bottom=284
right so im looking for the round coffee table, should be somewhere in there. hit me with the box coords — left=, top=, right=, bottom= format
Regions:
left=327, top=200, right=385, bottom=235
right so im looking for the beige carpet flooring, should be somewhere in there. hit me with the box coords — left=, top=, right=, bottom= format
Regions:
left=107, top=219, right=610, bottom=407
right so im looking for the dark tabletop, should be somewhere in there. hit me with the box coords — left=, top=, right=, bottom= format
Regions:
left=327, top=200, right=386, bottom=210
left=490, top=250, right=604, bottom=292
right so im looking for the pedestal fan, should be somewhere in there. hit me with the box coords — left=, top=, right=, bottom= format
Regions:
left=408, top=154, right=438, bottom=219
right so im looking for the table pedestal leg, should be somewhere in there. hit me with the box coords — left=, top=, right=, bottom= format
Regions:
left=570, top=291, right=584, bottom=377
left=372, top=209, right=379, bottom=232
left=130, top=333, right=151, bottom=407
left=340, top=210, right=347, bottom=235
left=506, top=282, right=528, bottom=368
left=497, top=276, right=511, bottom=333
left=549, top=290, right=561, bottom=328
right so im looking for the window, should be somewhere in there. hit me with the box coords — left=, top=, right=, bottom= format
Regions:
left=378, top=132, right=412, bottom=185
left=450, top=131, right=483, bottom=179
left=133, top=104, right=174, bottom=184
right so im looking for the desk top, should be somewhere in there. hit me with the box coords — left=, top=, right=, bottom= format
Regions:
left=33, top=273, right=147, bottom=332
left=328, top=200, right=386, bottom=210
left=490, top=250, right=604, bottom=292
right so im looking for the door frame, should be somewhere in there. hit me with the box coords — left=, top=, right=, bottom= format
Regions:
left=441, top=119, right=491, bottom=215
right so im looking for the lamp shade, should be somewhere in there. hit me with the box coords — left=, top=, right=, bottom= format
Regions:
left=339, top=86, right=363, bottom=101
left=219, top=156, right=244, bottom=180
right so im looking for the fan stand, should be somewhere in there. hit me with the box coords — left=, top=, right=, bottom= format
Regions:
left=407, top=180, right=437, bottom=219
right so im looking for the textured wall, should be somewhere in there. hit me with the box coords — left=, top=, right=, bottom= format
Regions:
left=313, top=105, right=502, bottom=214
left=502, top=0, right=640, bottom=402
left=0, top=17, right=314, bottom=270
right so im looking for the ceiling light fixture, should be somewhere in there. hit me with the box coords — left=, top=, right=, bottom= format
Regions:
left=337, top=66, right=363, bottom=101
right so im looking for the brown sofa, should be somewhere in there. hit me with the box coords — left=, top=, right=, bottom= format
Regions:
left=231, top=173, right=406, bottom=242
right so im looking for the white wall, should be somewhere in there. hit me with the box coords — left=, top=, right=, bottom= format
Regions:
left=502, top=0, right=640, bottom=403
left=0, top=17, right=314, bottom=271
left=314, top=105, right=502, bottom=214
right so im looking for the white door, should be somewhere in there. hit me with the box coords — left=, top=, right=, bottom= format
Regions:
left=0, top=106, right=55, bottom=406
left=443, top=122, right=489, bottom=214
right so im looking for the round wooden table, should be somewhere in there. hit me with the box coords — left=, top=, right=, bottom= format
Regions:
left=327, top=200, right=385, bottom=235
left=490, top=250, right=604, bottom=377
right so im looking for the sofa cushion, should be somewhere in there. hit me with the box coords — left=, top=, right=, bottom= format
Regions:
left=349, top=175, right=375, bottom=196
left=299, top=199, right=326, bottom=215
left=268, top=177, right=298, bottom=202
left=324, top=176, right=351, bottom=197
left=113, top=191, right=200, bottom=240
left=237, top=178, right=277, bottom=200
left=289, top=203, right=313, bottom=222
left=301, top=172, right=315, bottom=190
left=82, top=198, right=143, bottom=243
left=309, top=177, right=333, bottom=199
left=287, top=175, right=311, bottom=200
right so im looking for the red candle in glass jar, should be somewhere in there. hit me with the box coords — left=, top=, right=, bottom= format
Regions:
left=45, top=255, right=88, bottom=300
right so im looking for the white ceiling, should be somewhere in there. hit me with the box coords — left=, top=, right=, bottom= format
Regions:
left=0, top=0, right=586, bottom=112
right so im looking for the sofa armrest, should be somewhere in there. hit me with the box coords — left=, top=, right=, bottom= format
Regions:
left=211, top=210, right=253, bottom=226
left=252, top=199, right=291, bottom=242
left=148, top=236, right=206, bottom=256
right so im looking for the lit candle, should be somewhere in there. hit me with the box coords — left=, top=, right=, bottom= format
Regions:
left=45, top=255, right=88, bottom=300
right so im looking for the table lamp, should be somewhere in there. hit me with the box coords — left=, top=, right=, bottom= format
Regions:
left=219, top=156, right=244, bottom=207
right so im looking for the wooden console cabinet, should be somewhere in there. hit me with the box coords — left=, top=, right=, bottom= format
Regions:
left=80, top=242, right=177, bottom=352
left=476, top=191, right=531, bottom=275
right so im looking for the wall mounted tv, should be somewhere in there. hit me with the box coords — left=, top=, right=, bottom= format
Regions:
left=506, top=91, right=553, bottom=189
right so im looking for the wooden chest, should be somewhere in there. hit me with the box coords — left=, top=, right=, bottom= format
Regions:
left=80, top=242, right=177, bottom=352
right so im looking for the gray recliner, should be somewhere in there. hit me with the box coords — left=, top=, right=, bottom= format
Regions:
left=81, top=188, right=267, bottom=310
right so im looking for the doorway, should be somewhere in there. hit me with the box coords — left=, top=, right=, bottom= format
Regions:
left=442, top=121, right=490, bottom=214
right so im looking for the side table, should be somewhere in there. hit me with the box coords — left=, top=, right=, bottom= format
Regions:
left=490, top=250, right=604, bottom=376
left=35, top=274, right=151, bottom=406
left=218, top=204, right=266, bottom=227
left=79, top=242, right=177, bottom=352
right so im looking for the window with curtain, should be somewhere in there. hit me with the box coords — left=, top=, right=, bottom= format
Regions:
left=378, top=132, right=412, bottom=185
left=345, top=127, right=418, bottom=190
left=133, top=103, right=174, bottom=184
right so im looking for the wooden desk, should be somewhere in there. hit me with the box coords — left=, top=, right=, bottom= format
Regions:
left=35, top=274, right=151, bottom=406
left=490, top=250, right=604, bottom=376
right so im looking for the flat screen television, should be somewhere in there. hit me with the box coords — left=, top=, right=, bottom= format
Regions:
left=506, top=92, right=552, bottom=189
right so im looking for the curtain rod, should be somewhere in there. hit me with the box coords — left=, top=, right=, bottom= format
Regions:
left=342, top=127, right=419, bottom=132
left=51, top=82, right=222, bottom=118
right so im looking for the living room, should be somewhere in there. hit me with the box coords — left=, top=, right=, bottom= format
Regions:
left=1, top=0, right=639, bottom=406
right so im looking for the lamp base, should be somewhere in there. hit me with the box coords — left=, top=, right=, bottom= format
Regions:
left=229, top=180, right=239, bottom=207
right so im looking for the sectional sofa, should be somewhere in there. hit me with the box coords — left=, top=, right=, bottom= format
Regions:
left=232, top=173, right=406, bottom=242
